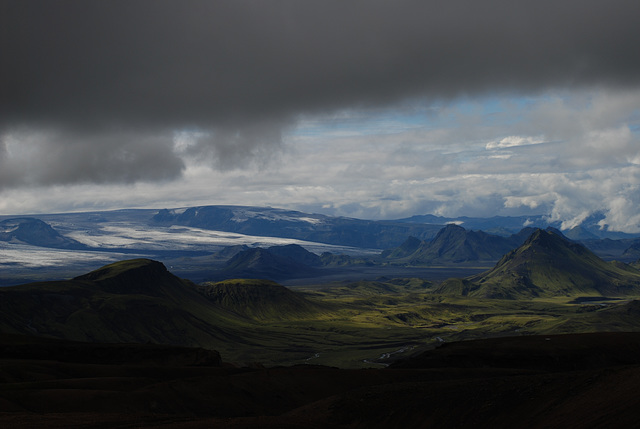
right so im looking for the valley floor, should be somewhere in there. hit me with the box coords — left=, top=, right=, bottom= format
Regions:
left=208, top=281, right=640, bottom=368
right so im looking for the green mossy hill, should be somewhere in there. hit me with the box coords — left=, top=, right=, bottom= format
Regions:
left=543, top=299, right=640, bottom=334
left=75, top=258, right=168, bottom=283
left=0, top=259, right=243, bottom=348
left=198, top=279, right=322, bottom=320
left=319, top=278, right=433, bottom=296
left=437, top=229, right=640, bottom=299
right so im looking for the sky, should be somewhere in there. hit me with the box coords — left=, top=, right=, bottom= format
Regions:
left=2, top=0, right=640, bottom=231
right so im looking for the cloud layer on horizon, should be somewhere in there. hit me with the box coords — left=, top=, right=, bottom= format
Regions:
left=1, top=1, right=640, bottom=231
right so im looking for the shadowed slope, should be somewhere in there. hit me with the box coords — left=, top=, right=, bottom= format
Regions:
left=0, top=259, right=246, bottom=348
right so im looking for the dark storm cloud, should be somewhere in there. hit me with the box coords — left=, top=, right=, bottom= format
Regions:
left=1, top=0, right=640, bottom=185
left=0, top=128, right=184, bottom=188
left=185, top=121, right=288, bottom=170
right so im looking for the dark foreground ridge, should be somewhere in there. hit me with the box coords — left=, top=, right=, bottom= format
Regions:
left=2, top=332, right=640, bottom=428
left=0, top=332, right=221, bottom=366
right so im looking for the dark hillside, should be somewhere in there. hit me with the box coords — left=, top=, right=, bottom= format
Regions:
left=0, top=259, right=245, bottom=348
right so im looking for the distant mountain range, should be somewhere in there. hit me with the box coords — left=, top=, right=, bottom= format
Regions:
left=154, top=205, right=639, bottom=250
left=396, top=211, right=637, bottom=239
left=3, top=205, right=640, bottom=288
left=382, top=224, right=534, bottom=264
left=151, top=205, right=443, bottom=248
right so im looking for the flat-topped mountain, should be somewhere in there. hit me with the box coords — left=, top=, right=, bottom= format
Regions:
left=74, top=258, right=192, bottom=298
left=0, top=217, right=87, bottom=249
left=436, top=229, right=640, bottom=299
left=199, top=278, right=322, bottom=320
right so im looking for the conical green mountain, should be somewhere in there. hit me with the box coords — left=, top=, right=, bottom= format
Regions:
left=436, top=229, right=640, bottom=299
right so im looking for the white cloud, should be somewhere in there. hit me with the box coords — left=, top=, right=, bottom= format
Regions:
left=485, top=135, right=545, bottom=149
